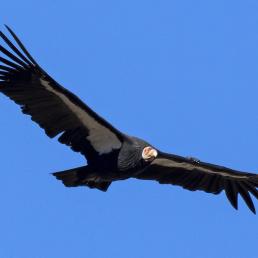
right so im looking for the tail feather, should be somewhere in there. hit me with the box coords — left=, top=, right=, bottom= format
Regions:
left=52, top=166, right=111, bottom=192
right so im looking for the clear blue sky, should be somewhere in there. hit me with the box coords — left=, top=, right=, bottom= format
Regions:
left=0, top=1, right=258, bottom=258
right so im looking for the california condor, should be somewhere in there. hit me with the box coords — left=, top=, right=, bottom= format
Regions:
left=0, top=26, right=257, bottom=213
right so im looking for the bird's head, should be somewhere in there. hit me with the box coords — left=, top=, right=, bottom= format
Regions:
left=142, top=146, right=158, bottom=162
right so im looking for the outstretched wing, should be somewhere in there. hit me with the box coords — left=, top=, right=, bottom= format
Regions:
left=136, top=152, right=258, bottom=213
left=0, top=26, right=123, bottom=159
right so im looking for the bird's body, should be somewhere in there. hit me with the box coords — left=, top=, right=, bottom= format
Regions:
left=55, top=136, right=154, bottom=190
left=0, top=26, right=257, bottom=213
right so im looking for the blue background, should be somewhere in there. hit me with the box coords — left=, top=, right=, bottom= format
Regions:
left=0, top=1, right=258, bottom=257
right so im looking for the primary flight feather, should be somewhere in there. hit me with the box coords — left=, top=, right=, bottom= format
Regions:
left=0, top=26, right=257, bottom=213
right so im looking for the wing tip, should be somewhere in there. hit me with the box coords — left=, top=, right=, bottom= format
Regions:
left=2, top=24, right=37, bottom=66
left=4, top=25, right=16, bottom=38
left=4, top=24, right=11, bottom=31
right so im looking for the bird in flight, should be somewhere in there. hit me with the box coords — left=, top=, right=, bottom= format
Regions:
left=0, top=26, right=257, bottom=213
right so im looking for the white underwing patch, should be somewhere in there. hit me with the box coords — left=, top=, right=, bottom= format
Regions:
left=40, top=78, right=122, bottom=154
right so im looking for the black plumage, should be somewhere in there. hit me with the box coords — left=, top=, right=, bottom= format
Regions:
left=0, top=26, right=257, bottom=213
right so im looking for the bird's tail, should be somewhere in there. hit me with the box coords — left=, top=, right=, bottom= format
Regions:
left=52, top=166, right=111, bottom=192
